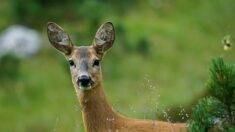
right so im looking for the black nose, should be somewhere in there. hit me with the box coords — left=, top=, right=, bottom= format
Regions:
left=77, top=75, right=91, bottom=87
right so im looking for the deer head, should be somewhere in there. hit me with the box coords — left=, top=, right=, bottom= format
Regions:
left=47, top=22, right=115, bottom=91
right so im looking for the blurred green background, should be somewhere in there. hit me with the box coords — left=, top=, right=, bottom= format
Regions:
left=0, top=0, right=235, bottom=131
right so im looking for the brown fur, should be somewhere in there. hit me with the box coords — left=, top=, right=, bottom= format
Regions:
left=74, top=79, right=187, bottom=132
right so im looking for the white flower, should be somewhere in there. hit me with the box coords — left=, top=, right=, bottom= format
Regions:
left=0, top=25, right=41, bottom=58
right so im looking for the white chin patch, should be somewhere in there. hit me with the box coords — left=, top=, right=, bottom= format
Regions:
left=79, top=86, right=92, bottom=90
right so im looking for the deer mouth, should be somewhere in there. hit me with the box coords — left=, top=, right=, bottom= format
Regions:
left=79, top=84, right=91, bottom=90
left=79, top=85, right=92, bottom=90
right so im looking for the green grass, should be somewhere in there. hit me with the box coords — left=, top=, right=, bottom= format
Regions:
left=0, top=0, right=235, bottom=131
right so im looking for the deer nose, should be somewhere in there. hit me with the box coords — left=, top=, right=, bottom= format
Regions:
left=77, top=75, right=92, bottom=87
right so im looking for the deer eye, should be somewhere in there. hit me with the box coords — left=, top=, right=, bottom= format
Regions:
left=93, top=59, right=100, bottom=67
left=68, top=60, right=75, bottom=67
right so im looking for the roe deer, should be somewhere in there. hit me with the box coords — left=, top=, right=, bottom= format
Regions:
left=47, top=22, right=187, bottom=132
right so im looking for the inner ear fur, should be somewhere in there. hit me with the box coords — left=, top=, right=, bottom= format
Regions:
left=93, top=22, right=115, bottom=55
left=47, top=22, right=73, bottom=55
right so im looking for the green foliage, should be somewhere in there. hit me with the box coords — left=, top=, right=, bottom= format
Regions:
left=188, top=58, right=235, bottom=131
left=208, top=58, right=235, bottom=104
left=10, top=0, right=141, bottom=29
left=188, top=97, right=228, bottom=131
left=0, top=54, right=20, bottom=81
left=11, top=0, right=81, bottom=28
left=137, top=36, right=151, bottom=57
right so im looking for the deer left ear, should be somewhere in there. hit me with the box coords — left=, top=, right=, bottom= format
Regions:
left=92, top=22, right=115, bottom=55
left=47, top=22, right=73, bottom=55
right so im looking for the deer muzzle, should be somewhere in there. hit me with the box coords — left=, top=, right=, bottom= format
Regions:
left=77, top=75, right=93, bottom=90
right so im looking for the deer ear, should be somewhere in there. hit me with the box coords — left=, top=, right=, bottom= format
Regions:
left=47, top=22, right=73, bottom=55
left=92, top=22, right=115, bottom=55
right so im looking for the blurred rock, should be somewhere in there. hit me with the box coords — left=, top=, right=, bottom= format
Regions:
left=0, top=25, right=41, bottom=59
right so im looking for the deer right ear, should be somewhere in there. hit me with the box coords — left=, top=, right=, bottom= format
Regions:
left=92, top=22, right=115, bottom=55
left=47, top=22, right=73, bottom=55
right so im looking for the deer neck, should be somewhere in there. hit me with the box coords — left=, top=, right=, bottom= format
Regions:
left=76, top=80, right=119, bottom=131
